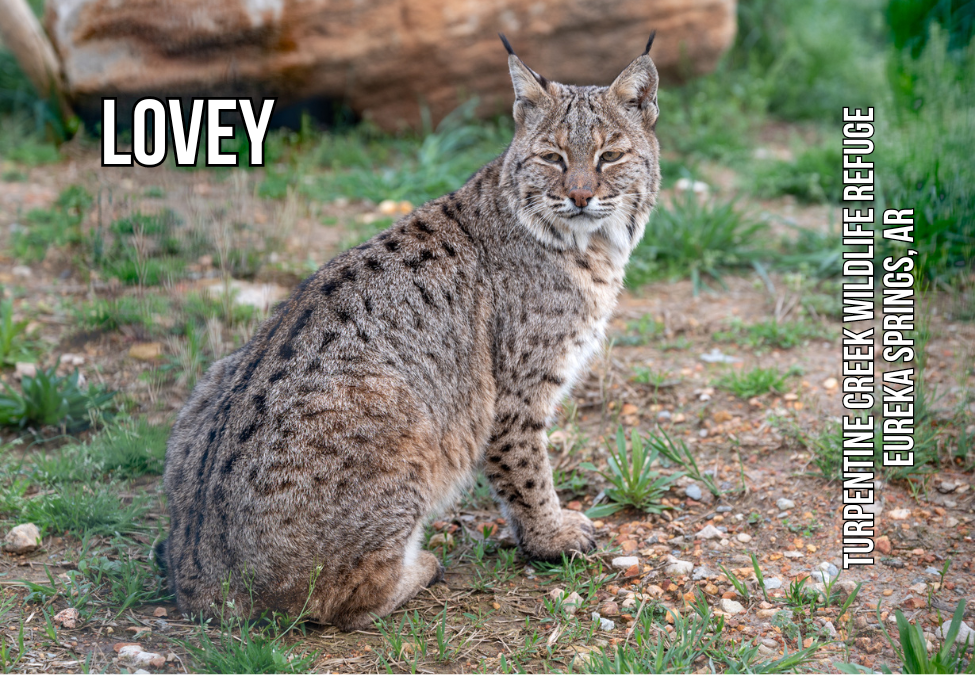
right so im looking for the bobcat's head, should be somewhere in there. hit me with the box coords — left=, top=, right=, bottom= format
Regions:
left=499, top=34, right=661, bottom=255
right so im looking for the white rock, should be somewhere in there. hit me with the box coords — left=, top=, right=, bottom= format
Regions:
left=935, top=619, right=975, bottom=646
left=549, top=588, right=565, bottom=601
left=53, top=607, right=80, bottom=629
left=700, top=349, right=741, bottom=364
left=117, top=645, right=164, bottom=669
left=684, top=484, right=703, bottom=501
left=776, top=498, right=795, bottom=511
left=823, top=621, right=837, bottom=637
left=720, top=598, right=745, bottom=615
left=591, top=612, right=615, bottom=631
left=664, top=555, right=694, bottom=575
left=11, top=265, right=31, bottom=277
left=695, top=524, right=723, bottom=540
left=763, top=577, right=783, bottom=590
left=14, top=362, right=37, bottom=380
left=3, top=523, right=40, bottom=554
left=889, top=508, right=911, bottom=520
left=736, top=533, right=752, bottom=543
left=563, top=591, right=584, bottom=615
left=59, top=353, right=85, bottom=367
left=611, top=556, right=639, bottom=569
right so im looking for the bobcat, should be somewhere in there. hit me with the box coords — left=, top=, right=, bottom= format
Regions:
left=158, top=33, right=661, bottom=630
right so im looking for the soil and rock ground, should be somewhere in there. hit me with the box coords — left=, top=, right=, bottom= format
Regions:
left=0, top=123, right=972, bottom=674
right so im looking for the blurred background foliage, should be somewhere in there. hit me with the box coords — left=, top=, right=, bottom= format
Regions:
left=0, top=0, right=972, bottom=287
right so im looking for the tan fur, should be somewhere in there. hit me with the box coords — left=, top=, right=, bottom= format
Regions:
left=159, top=36, right=660, bottom=630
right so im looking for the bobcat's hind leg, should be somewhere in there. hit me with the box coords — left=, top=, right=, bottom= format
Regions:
left=331, top=549, right=444, bottom=631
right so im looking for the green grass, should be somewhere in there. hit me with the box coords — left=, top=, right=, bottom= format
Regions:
left=0, top=298, right=39, bottom=367
left=15, top=483, right=148, bottom=537
left=27, top=419, right=169, bottom=485
left=714, top=366, right=794, bottom=399
left=261, top=100, right=512, bottom=206
left=837, top=599, right=974, bottom=674
left=581, top=427, right=682, bottom=518
left=11, top=186, right=92, bottom=263
left=0, top=114, right=59, bottom=165
left=182, top=626, right=317, bottom=674
left=584, top=599, right=821, bottom=673
left=876, top=28, right=975, bottom=285
left=713, top=318, right=831, bottom=350
left=750, top=143, right=842, bottom=203
left=614, top=314, right=665, bottom=346
left=626, top=192, right=769, bottom=294
left=73, top=294, right=171, bottom=333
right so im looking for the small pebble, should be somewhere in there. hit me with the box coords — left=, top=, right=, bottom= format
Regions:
left=763, top=577, right=783, bottom=590
left=684, top=484, right=703, bottom=501
left=591, top=612, right=615, bottom=631
left=695, top=524, right=722, bottom=540
left=736, top=533, right=751, bottom=543
left=715, top=505, right=732, bottom=513
left=776, top=498, right=795, bottom=511
left=611, top=556, right=639, bottom=569
left=664, top=556, right=694, bottom=575
left=720, top=598, right=745, bottom=615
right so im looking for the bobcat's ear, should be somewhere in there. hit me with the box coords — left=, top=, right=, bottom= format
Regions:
left=609, top=32, right=659, bottom=130
left=500, top=33, right=551, bottom=125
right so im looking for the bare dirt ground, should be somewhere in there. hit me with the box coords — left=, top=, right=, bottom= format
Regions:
left=0, top=147, right=973, bottom=674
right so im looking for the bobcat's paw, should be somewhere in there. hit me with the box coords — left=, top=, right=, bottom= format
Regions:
left=520, top=509, right=596, bottom=562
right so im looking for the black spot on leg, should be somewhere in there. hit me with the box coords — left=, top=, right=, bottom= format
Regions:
left=278, top=343, right=295, bottom=360
left=336, top=308, right=352, bottom=323
left=525, top=479, right=535, bottom=489
left=414, top=219, right=434, bottom=234
left=365, top=258, right=383, bottom=272
left=384, top=240, right=400, bottom=252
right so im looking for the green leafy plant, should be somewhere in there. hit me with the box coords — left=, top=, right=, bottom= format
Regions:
left=582, top=428, right=682, bottom=518
left=0, top=299, right=37, bottom=366
left=626, top=192, right=769, bottom=295
left=0, top=367, right=115, bottom=431
left=11, top=186, right=91, bottom=262
left=647, top=429, right=721, bottom=496
left=715, top=366, right=792, bottom=399
left=837, top=600, right=974, bottom=674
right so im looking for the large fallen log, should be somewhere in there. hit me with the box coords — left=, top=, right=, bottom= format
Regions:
left=45, top=0, right=736, bottom=131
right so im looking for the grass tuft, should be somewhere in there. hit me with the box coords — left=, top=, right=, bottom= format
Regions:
left=627, top=193, right=768, bottom=294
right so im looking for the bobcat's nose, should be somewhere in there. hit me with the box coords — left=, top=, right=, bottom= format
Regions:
left=568, top=187, right=594, bottom=208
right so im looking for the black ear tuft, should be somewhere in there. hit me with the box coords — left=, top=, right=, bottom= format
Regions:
left=499, top=33, right=516, bottom=56
left=644, top=30, right=657, bottom=55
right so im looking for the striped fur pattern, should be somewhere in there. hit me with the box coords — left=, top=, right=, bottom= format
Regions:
left=159, top=35, right=660, bottom=630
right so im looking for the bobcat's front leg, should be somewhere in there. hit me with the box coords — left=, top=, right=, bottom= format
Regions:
left=483, top=405, right=594, bottom=561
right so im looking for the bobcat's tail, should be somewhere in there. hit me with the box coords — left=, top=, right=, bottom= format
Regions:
left=153, top=537, right=169, bottom=576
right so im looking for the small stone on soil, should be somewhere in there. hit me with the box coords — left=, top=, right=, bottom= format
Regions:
left=3, top=523, right=40, bottom=554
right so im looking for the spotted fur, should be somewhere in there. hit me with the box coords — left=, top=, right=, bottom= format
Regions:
left=159, top=35, right=661, bottom=631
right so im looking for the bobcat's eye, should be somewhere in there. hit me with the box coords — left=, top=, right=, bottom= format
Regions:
left=540, top=152, right=562, bottom=163
left=600, top=151, right=623, bottom=163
